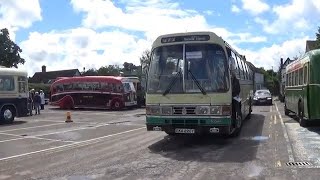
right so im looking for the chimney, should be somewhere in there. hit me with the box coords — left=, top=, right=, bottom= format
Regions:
left=42, top=65, right=46, bottom=73
left=280, top=58, right=283, bottom=67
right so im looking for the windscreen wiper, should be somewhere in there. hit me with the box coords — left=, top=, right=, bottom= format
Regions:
left=188, top=70, right=206, bottom=95
left=163, top=71, right=182, bottom=96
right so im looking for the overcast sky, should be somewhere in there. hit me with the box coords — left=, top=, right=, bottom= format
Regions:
left=0, top=0, right=319, bottom=76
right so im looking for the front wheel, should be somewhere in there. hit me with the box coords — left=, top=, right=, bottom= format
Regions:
left=111, top=99, right=123, bottom=110
left=165, top=130, right=176, bottom=136
left=230, top=111, right=242, bottom=137
left=1, top=106, right=15, bottom=123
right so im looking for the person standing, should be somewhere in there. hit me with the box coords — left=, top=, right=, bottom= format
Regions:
left=30, top=89, right=35, bottom=109
left=28, top=92, right=33, bottom=116
left=34, top=92, right=41, bottom=115
left=40, top=90, right=45, bottom=110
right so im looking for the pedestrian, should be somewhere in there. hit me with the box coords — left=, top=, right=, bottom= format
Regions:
left=40, top=90, right=45, bottom=110
left=34, top=92, right=41, bottom=115
left=28, top=92, right=33, bottom=116
left=30, top=89, right=35, bottom=109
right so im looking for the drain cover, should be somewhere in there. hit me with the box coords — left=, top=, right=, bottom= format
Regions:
left=286, top=162, right=311, bottom=167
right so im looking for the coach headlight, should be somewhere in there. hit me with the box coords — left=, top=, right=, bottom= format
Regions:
left=196, top=106, right=210, bottom=115
left=146, top=106, right=160, bottom=115
left=253, top=96, right=258, bottom=100
left=210, top=106, right=222, bottom=115
left=161, top=106, right=172, bottom=115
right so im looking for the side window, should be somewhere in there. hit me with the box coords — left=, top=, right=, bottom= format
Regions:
left=235, top=56, right=243, bottom=80
left=91, top=82, right=101, bottom=91
left=289, top=73, right=292, bottom=86
left=18, top=76, right=27, bottom=93
left=243, top=62, right=249, bottom=80
left=63, top=83, right=73, bottom=91
left=298, top=68, right=303, bottom=85
left=303, top=65, right=308, bottom=84
left=101, top=82, right=110, bottom=91
left=0, top=76, right=15, bottom=91
left=231, top=51, right=240, bottom=79
left=238, top=57, right=245, bottom=80
left=295, top=71, right=298, bottom=86
left=56, top=84, right=64, bottom=92
left=73, top=82, right=83, bottom=90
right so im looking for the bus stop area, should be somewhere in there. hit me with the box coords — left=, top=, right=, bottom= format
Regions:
left=1, top=101, right=320, bottom=179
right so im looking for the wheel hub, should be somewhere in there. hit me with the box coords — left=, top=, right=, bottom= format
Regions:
left=3, top=109, right=13, bottom=120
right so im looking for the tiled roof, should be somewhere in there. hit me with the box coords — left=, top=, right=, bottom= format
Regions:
left=30, top=69, right=80, bottom=83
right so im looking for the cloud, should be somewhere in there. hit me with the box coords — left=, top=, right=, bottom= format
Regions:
left=71, top=0, right=211, bottom=40
left=0, top=0, right=42, bottom=40
left=240, top=37, right=309, bottom=70
left=241, top=0, right=270, bottom=15
left=203, top=10, right=213, bottom=16
left=231, top=5, right=241, bottom=13
left=19, top=28, right=150, bottom=76
left=18, top=0, right=274, bottom=76
left=255, top=0, right=320, bottom=34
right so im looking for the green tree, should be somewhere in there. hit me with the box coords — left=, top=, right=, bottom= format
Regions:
left=82, top=68, right=98, bottom=76
left=0, top=28, right=25, bottom=68
left=139, top=50, right=151, bottom=75
left=97, top=65, right=121, bottom=76
left=316, top=26, right=320, bottom=49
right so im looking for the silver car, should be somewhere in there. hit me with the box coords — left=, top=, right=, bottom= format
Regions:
left=253, top=90, right=272, bottom=105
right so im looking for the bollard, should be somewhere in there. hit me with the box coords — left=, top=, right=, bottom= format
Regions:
left=65, top=111, right=73, bottom=123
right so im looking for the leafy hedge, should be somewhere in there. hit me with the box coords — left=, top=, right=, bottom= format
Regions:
left=28, top=83, right=51, bottom=98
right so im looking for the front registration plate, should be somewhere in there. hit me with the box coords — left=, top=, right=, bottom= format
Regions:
left=175, top=128, right=195, bottom=134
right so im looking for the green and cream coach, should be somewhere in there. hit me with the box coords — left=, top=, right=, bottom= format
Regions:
left=145, top=31, right=254, bottom=136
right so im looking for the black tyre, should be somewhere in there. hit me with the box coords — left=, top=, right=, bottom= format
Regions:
left=230, top=111, right=242, bottom=137
left=1, top=106, right=15, bottom=123
left=165, top=130, right=176, bottom=136
left=284, top=104, right=290, bottom=116
left=111, top=99, right=123, bottom=110
left=298, top=102, right=308, bottom=127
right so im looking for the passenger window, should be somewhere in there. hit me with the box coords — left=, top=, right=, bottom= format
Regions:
left=289, top=73, right=292, bottom=86
left=0, top=76, right=15, bottom=91
left=18, top=76, right=27, bottom=93
left=231, top=51, right=240, bottom=79
left=236, top=56, right=244, bottom=80
left=244, top=62, right=249, bottom=80
left=295, top=71, right=298, bottom=86
left=304, top=66, right=308, bottom=84
left=298, top=69, right=303, bottom=85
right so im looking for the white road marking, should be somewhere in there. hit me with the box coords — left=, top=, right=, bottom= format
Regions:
left=0, top=133, right=23, bottom=137
left=28, top=136, right=75, bottom=143
left=274, top=115, right=277, bottom=125
left=0, top=123, right=65, bottom=133
left=0, top=137, right=26, bottom=143
left=34, top=120, right=92, bottom=124
left=275, top=102, right=295, bottom=162
left=0, top=127, right=145, bottom=161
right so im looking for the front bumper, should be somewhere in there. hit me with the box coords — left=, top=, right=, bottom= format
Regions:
left=125, top=101, right=137, bottom=106
left=146, top=116, right=232, bottom=134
